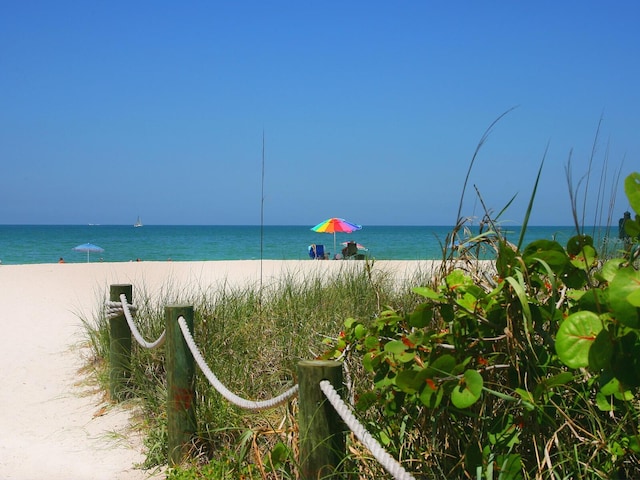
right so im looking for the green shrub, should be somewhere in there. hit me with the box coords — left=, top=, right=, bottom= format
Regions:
left=322, top=172, right=640, bottom=478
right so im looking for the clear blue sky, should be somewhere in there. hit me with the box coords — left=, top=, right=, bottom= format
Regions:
left=1, top=2, right=638, bottom=226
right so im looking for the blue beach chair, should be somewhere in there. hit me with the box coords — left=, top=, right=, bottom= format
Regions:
left=308, top=244, right=326, bottom=259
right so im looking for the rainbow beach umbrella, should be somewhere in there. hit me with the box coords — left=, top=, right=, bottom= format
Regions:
left=311, top=217, right=362, bottom=255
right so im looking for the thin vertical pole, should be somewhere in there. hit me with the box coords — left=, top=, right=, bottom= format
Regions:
left=109, top=284, right=132, bottom=402
left=297, top=360, right=345, bottom=479
left=260, top=129, right=265, bottom=298
left=166, top=304, right=196, bottom=465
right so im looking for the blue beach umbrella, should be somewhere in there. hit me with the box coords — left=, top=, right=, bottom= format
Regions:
left=73, top=242, right=104, bottom=262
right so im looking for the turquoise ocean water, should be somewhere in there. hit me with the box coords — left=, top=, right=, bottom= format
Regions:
left=0, top=224, right=619, bottom=265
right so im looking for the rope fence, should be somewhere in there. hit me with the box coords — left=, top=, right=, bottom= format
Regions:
left=106, top=294, right=165, bottom=349
left=106, top=284, right=416, bottom=479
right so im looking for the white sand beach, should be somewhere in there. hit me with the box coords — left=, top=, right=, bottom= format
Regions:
left=0, top=259, right=434, bottom=479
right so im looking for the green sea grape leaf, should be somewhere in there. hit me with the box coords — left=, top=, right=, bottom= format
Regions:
left=578, top=288, right=609, bottom=314
left=413, top=286, right=442, bottom=300
left=523, top=239, right=568, bottom=273
left=446, top=270, right=472, bottom=292
left=566, top=235, right=594, bottom=256
left=384, top=340, right=407, bottom=355
left=562, top=265, right=589, bottom=289
left=376, top=310, right=403, bottom=327
left=364, top=335, right=379, bottom=350
left=456, top=292, right=477, bottom=310
left=419, top=379, right=443, bottom=408
left=588, top=329, right=613, bottom=371
left=395, top=368, right=428, bottom=393
left=398, top=351, right=416, bottom=363
left=595, top=391, right=614, bottom=411
left=355, top=391, right=377, bottom=412
left=383, top=339, right=415, bottom=363
left=344, top=317, right=357, bottom=329
left=496, top=240, right=517, bottom=277
left=465, top=284, right=486, bottom=299
left=624, top=172, right=640, bottom=215
left=407, top=330, right=425, bottom=347
left=611, top=332, right=640, bottom=388
left=362, top=351, right=379, bottom=372
left=523, top=239, right=565, bottom=255
left=598, top=371, right=635, bottom=399
left=556, top=311, right=602, bottom=369
left=409, top=303, right=433, bottom=327
left=628, top=288, right=640, bottom=307
left=542, top=371, right=574, bottom=389
left=609, top=267, right=640, bottom=328
left=599, top=258, right=627, bottom=283
left=569, top=244, right=597, bottom=270
left=625, top=217, right=640, bottom=237
left=600, top=376, right=624, bottom=396
left=451, top=369, right=483, bottom=409
left=425, top=354, right=456, bottom=378
left=439, top=304, right=454, bottom=322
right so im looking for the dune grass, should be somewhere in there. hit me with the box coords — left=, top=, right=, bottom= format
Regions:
left=80, top=260, right=439, bottom=476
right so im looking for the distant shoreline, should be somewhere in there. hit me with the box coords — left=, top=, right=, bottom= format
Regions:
left=0, top=225, right=617, bottom=266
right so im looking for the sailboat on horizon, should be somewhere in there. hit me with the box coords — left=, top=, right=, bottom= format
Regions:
left=134, top=216, right=143, bottom=227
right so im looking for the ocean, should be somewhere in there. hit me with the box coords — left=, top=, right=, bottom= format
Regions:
left=0, top=224, right=619, bottom=265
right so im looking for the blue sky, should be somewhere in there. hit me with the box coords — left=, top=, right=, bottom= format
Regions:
left=1, top=2, right=638, bottom=226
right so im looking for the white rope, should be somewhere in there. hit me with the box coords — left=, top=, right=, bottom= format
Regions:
left=320, top=380, right=416, bottom=480
left=104, top=295, right=166, bottom=349
left=105, top=300, right=137, bottom=319
left=178, top=315, right=298, bottom=411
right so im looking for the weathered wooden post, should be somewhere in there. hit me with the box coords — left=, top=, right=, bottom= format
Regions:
left=166, top=304, right=197, bottom=465
left=297, top=360, right=346, bottom=479
left=109, top=284, right=132, bottom=402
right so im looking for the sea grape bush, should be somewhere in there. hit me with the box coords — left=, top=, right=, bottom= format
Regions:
left=323, top=173, right=640, bottom=478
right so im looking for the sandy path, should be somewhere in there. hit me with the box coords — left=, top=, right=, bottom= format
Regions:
left=0, top=260, right=430, bottom=479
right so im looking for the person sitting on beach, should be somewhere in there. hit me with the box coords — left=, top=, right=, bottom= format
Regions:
left=619, top=211, right=631, bottom=240
left=58, top=257, right=65, bottom=263
left=343, top=241, right=358, bottom=259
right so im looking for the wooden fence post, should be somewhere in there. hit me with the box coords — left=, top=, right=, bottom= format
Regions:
left=109, top=284, right=132, bottom=402
left=166, top=304, right=197, bottom=466
left=297, top=360, right=345, bottom=479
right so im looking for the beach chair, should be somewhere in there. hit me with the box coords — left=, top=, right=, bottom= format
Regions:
left=308, top=244, right=326, bottom=259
